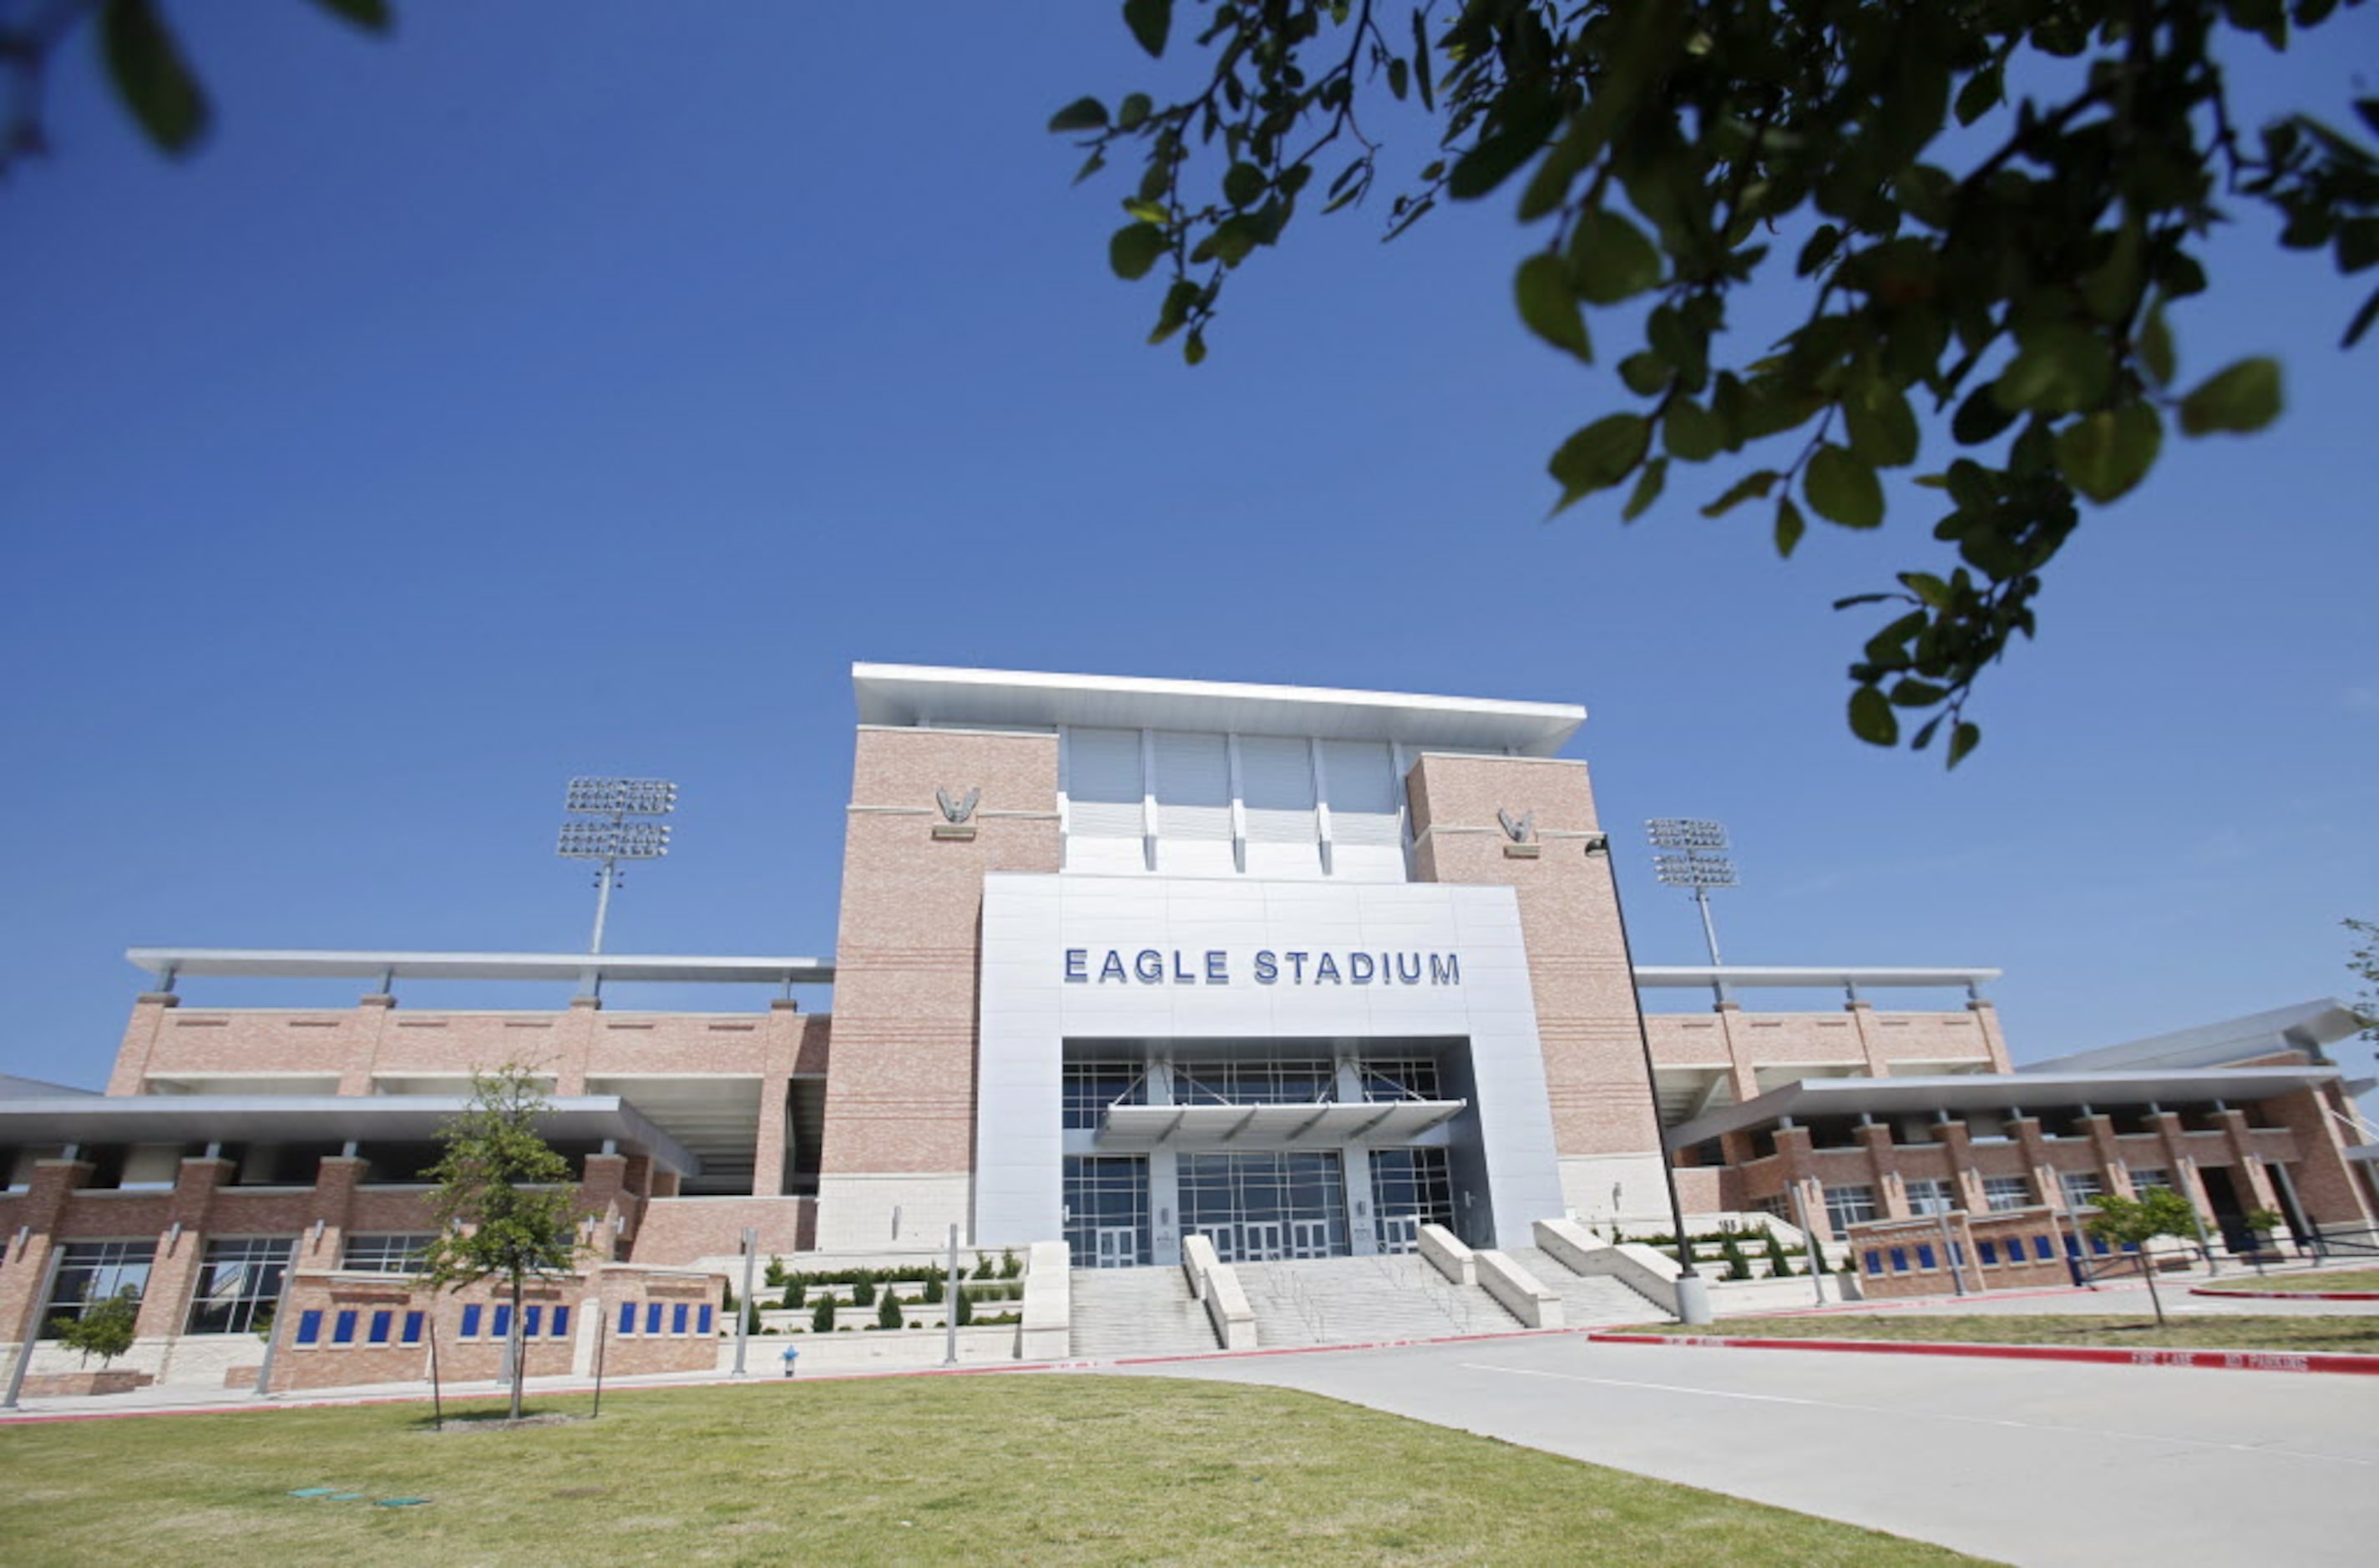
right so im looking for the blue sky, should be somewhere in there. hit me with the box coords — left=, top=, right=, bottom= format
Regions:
left=3, top=6, right=2373, bottom=1090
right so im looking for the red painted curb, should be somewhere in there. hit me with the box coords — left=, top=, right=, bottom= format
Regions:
left=1587, top=1331, right=2379, bottom=1376
left=2189, top=1287, right=2379, bottom=1302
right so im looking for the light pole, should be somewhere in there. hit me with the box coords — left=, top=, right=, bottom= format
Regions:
left=1584, top=832, right=1711, bottom=1325
left=1648, top=817, right=1738, bottom=1005
left=557, top=777, right=677, bottom=957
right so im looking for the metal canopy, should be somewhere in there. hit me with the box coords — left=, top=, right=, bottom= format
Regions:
left=124, top=949, right=833, bottom=987
left=1663, top=1065, right=2343, bottom=1149
left=1093, top=1100, right=1465, bottom=1150
left=0, top=1094, right=701, bottom=1176
left=853, top=663, right=1584, bottom=755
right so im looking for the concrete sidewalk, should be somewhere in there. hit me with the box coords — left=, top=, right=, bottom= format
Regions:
left=1125, top=1332, right=2379, bottom=1567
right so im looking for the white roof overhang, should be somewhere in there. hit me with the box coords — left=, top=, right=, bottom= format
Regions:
left=1092, top=1100, right=1465, bottom=1150
left=0, top=1095, right=701, bottom=1176
left=853, top=664, right=1583, bottom=755
left=1663, top=1066, right=2342, bottom=1150
left=125, top=949, right=833, bottom=987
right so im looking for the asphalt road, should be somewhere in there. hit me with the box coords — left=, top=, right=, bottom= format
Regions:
left=1117, top=1333, right=2379, bottom=1566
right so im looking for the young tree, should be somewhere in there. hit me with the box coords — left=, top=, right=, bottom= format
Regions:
left=2084, top=1186, right=2202, bottom=1327
left=1057, top=3, right=2377, bottom=760
left=876, top=1290, right=905, bottom=1330
left=419, top=1065, right=582, bottom=1421
left=54, top=1287, right=139, bottom=1369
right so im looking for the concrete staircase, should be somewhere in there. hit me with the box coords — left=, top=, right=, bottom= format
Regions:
left=1235, top=1254, right=1521, bottom=1348
left=1069, top=1267, right=1222, bottom=1359
left=1503, top=1246, right=1672, bottom=1325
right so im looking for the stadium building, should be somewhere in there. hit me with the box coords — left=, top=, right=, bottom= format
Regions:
left=3, top=664, right=2372, bottom=1390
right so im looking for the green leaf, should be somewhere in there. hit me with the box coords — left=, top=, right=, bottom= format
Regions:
left=1662, top=398, right=1723, bottom=462
left=1116, top=93, right=1153, bottom=129
left=1182, top=328, right=1207, bottom=367
left=1123, top=0, right=1172, bottom=58
left=1805, top=446, right=1885, bottom=529
left=303, top=0, right=391, bottom=27
left=2178, top=357, right=2282, bottom=435
left=101, top=0, right=210, bottom=154
left=1954, top=60, right=2003, bottom=127
left=1950, top=382, right=2019, bottom=446
left=1844, top=382, right=1919, bottom=468
left=1946, top=721, right=1982, bottom=767
left=1547, top=414, right=1651, bottom=511
left=1448, top=128, right=1546, bottom=201
left=1515, top=253, right=1592, bottom=363
left=1410, top=10, right=1435, bottom=111
left=2055, top=404, right=2164, bottom=503
left=1992, top=324, right=2114, bottom=415
left=1848, top=685, right=1899, bottom=747
left=2139, top=305, right=2176, bottom=387
left=1618, top=352, right=1670, bottom=397
left=1622, top=457, right=1669, bottom=522
left=1699, top=468, right=1780, bottom=518
left=1049, top=97, right=1110, bottom=134
left=1567, top=208, right=1663, bottom=305
left=1773, top=495, right=1806, bottom=558
left=1109, top=223, right=1167, bottom=281
left=1223, top=162, right=1267, bottom=208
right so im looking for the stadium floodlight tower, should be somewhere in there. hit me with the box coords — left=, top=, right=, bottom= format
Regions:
left=558, top=776, right=678, bottom=954
left=1648, top=817, right=1738, bottom=1004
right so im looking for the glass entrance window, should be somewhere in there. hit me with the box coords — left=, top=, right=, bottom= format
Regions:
left=1063, top=1156, right=1150, bottom=1267
left=1063, top=1061, right=1146, bottom=1130
left=1180, top=1151, right=1349, bottom=1262
left=1357, top=1058, right=1444, bottom=1102
left=1982, top=1176, right=2033, bottom=1211
left=1824, top=1184, right=1879, bottom=1233
left=1369, top=1147, right=1453, bottom=1251
left=185, top=1237, right=294, bottom=1335
left=1906, top=1179, right=1961, bottom=1216
left=1173, top=1058, right=1334, bottom=1106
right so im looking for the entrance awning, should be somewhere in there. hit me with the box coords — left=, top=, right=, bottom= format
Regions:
left=1093, top=1100, right=1465, bottom=1150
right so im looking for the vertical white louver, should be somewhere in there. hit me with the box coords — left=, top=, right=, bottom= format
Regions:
left=1065, top=728, right=1145, bottom=838
left=1152, top=731, right=1233, bottom=841
left=1237, top=735, right=1318, bottom=842
left=1319, top=741, right=1400, bottom=846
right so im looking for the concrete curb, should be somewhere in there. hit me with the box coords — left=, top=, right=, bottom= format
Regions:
left=2189, top=1287, right=2379, bottom=1302
left=1586, top=1331, right=2379, bottom=1377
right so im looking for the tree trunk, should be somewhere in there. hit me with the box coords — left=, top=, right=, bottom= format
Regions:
left=2142, top=1250, right=2166, bottom=1328
left=508, top=1272, right=527, bottom=1420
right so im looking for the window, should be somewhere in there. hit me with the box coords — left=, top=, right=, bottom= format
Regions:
left=1978, top=1240, right=1999, bottom=1265
left=1982, top=1176, right=2032, bottom=1211
left=1916, top=1244, right=1937, bottom=1269
left=645, top=1302, right=664, bottom=1334
left=1173, top=1056, right=1334, bottom=1106
left=549, top=1306, right=569, bottom=1339
left=1063, top=1155, right=1151, bottom=1267
left=1369, top=1148, right=1454, bottom=1247
left=402, top=1312, right=425, bottom=1344
left=2060, top=1171, right=2105, bottom=1207
left=1889, top=1247, right=1910, bottom=1272
left=672, top=1302, right=690, bottom=1335
left=185, top=1237, right=293, bottom=1335
left=696, top=1304, right=713, bottom=1334
left=1863, top=1250, right=1883, bottom=1274
left=1357, top=1058, right=1443, bottom=1103
left=460, top=1304, right=483, bottom=1338
left=367, top=1310, right=392, bottom=1344
left=332, top=1310, right=357, bottom=1344
left=1824, top=1185, right=1879, bottom=1233
left=618, top=1301, right=637, bottom=1336
left=1062, top=1060, right=1145, bottom=1130
left=1905, top=1179, right=1960, bottom=1216
left=2032, top=1235, right=2054, bottom=1261
left=491, top=1305, right=512, bottom=1340
left=43, top=1241, right=155, bottom=1328
left=296, top=1309, right=323, bottom=1345
left=341, top=1233, right=433, bottom=1273
left=524, top=1307, right=543, bottom=1338
left=2129, top=1168, right=2174, bottom=1194
left=1180, top=1151, right=1349, bottom=1260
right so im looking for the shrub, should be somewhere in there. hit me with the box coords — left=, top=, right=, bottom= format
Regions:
left=922, top=1273, right=944, bottom=1304
left=57, top=1288, right=139, bottom=1367
left=877, top=1292, right=904, bottom=1330
left=853, top=1277, right=877, bottom=1308
left=954, top=1291, right=973, bottom=1327
left=812, top=1297, right=837, bottom=1333
left=1719, top=1234, right=1753, bottom=1281
left=974, top=1255, right=995, bottom=1279
left=782, top=1280, right=805, bottom=1310
left=762, top=1256, right=786, bottom=1289
left=1000, top=1249, right=1021, bottom=1279
left=1763, top=1232, right=1792, bottom=1277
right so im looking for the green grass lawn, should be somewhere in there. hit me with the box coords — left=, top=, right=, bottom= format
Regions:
left=0, top=1373, right=1977, bottom=1566
left=2207, top=1267, right=2379, bottom=1294
left=1615, top=1314, right=2379, bottom=1353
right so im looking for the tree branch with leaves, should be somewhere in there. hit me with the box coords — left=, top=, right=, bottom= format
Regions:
left=419, top=1064, right=584, bottom=1422
left=1056, top=0, right=2377, bottom=762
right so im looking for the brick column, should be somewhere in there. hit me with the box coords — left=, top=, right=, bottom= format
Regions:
left=1856, top=1125, right=1907, bottom=1218
left=2081, top=1115, right=2129, bottom=1198
left=306, top=1157, right=367, bottom=1272
left=1966, top=999, right=2012, bottom=1071
left=104, top=994, right=180, bottom=1095
left=1845, top=1000, right=1889, bottom=1075
left=339, top=992, right=400, bottom=1095
left=1933, top=1121, right=1987, bottom=1212
left=0, top=1160, right=92, bottom=1346
left=2215, top=1111, right=2281, bottom=1213
left=2009, top=1115, right=2059, bottom=1211
left=132, top=1158, right=235, bottom=1340
left=551, top=996, right=605, bottom=1095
